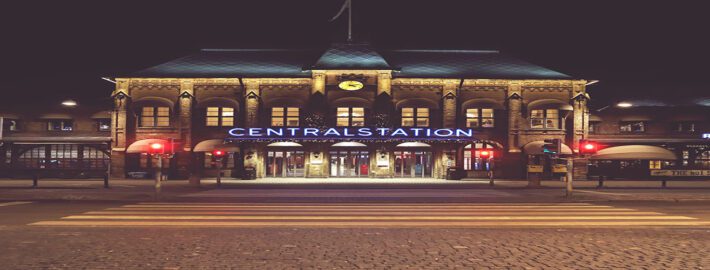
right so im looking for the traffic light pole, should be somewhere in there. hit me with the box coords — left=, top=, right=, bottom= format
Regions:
left=216, top=158, right=222, bottom=187
left=565, top=157, right=574, bottom=197
left=155, top=154, right=162, bottom=200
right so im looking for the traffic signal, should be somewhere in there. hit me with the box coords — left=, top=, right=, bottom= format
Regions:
left=542, top=139, right=561, bottom=155
left=579, top=140, right=599, bottom=154
left=212, top=149, right=226, bottom=159
left=148, top=142, right=165, bottom=155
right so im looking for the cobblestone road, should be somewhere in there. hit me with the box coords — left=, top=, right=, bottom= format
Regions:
left=0, top=227, right=708, bottom=269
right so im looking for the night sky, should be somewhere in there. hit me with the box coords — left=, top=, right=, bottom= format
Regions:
left=1, top=0, right=708, bottom=109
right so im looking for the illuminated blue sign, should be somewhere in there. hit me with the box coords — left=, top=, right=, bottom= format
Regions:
left=703, top=133, right=710, bottom=139
left=228, top=127, right=474, bottom=140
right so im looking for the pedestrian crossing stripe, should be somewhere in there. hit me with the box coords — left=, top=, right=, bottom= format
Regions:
left=0, top=201, right=32, bottom=207
left=29, top=203, right=710, bottom=228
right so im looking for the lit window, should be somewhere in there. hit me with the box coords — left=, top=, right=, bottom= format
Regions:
left=589, top=122, right=600, bottom=134
left=463, top=143, right=495, bottom=171
left=401, top=107, right=429, bottom=127
left=272, top=107, right=299, bottom=127
left=140, top=107, right=170, bottom=127
left=531, top=109, right=559, bottom=129
left=206, top=107, right=235, bottom=127
left=48, top=120, right=73, bottom=131
left=3, top=119, right=18, bottom=131
left=619, top=121, right=645, bottom=133
left=466, top=108, right=494, bottom=128
left=97, top=119, right=111, bottom=131
left=337, top=107, right=365, bottom=127
left=649, top=160, right=662, bottom=170
left=675, top=122, right=696, bottom=133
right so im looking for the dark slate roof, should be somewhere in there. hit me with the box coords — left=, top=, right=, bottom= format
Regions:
left=383, top=50, right=570, bottom=79
left=310, top=43, right=392, bottom=70
left=132, top=49, right=315, bottom=78
left=130, top=44, right=572, bottom=79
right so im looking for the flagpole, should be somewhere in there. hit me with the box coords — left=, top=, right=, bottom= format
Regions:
left=348, top=0, right=352, bottom=42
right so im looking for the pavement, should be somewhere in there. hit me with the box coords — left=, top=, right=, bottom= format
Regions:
left=1, top=177, right=709, bottom=203
left=1, top=200, right=709, bottom=269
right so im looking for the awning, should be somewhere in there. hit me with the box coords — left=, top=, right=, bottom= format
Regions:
left=590, top=145, right=677, bottom=160
left=0, top=113, right=21, bottom=119
left=331, top=142, right=367, bottom=147
left=395, top=142, right=431, bottom=148
left=193, top=139, right=240, bottom=152
left=527, top=99, right=573, bottom=111
left=620, top=116, right=652, bottom=122
left=90, top=111, right=112, bottom=119
left=1, top=136, right=111, bottom=143
left=461, top=98, right=505, bottom=110
left=126, top=139, right=171, bottom=154
left=266, top=142, right=303, bottom=147
left=38, top=113, right=73, bottom=120
left=523, top=141, right=573, bottom=155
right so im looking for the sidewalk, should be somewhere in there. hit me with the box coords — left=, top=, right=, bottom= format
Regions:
left=0, top=177, right=708, bottom=202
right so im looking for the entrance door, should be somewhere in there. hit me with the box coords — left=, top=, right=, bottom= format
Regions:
left=394, top=151, right=432, bottom=178
left=266, top=150, right=305, bottom=177
left=329, top=150, right=369, bottom=177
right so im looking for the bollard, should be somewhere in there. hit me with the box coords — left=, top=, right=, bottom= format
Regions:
left=488, top=170, right=494, bottom=186
left=103, top=173, right=109, bottom=188
left=32, top=174, right=38, bottom=188
left=597, top=176, right=604, bottom=188
left=662, top=179, right=667, bottom=188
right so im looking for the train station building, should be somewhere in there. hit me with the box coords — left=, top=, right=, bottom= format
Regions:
left=107, top=42, right=591, bottom=183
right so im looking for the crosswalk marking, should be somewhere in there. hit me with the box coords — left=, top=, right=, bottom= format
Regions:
left=30, top=202, right=710, bottom=228
left=0, top=201, right=32, bottom=207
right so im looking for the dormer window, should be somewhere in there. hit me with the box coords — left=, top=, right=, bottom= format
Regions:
left=48, top=120, right=73, bottom=131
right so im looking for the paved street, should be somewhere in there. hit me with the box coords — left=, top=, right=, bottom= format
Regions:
left=1, top=200, right=710, bottom=269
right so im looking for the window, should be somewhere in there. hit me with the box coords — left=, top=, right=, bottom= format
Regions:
left=337, top=107, right=365, bottom=127
left=675, top=122, right=696, bottom=133
left=206, top=107, right=235, bottom=127
left=48, top=120, right=73, bottom=131
left=82, top=147, right=109, bottom=169
left=649, top=160, right=662, bottom=170
left=97, top=119, right=110, bottom=131
left=466, top=108, right=494, bottom=128
left=3, top=119, right=18, bottom=131
left=48, top=144, right=79, bottom=169
left=140, top=107, right=170, bottom=127
left=18, top=146, right=45, bottom=169
left=530, top=109, right=559, bottom=129
left=271, top=107, right=299, bottom=127
left=463, top=143, right=495, bottom=171
left=401, top=107, right=429, bottom=127
left=696, top=151, right=710, bottom=169
left=589, top=122, right=600, bottom=134
left=619, top=121, right=645, bottom=133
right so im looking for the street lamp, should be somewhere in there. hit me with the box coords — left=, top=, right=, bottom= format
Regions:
left=61, top=100, right=78, bottom=107
left=616, top=102, right=633, bottom=108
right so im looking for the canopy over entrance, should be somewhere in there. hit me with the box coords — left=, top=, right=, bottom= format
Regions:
left=331, top=142, right=367, bottom=147
left=590, top=145, right=677, bottom=160
left=193, top=139, right=240, bottom=152
left=126, top=139, right=170, bottom=154
left=266, top=142, right=303, bottom=147
left=395, top=142, right=431, bottom=148
left=523, top=141, right=573, bottom=155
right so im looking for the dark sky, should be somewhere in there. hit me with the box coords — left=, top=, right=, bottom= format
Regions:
left=1, top=0, right=708, bottom=109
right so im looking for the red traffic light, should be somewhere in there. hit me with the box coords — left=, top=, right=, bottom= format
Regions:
left=212, top=149, right=226, bottom=158
left=148, top=142, right=165, bottom=154
left=479, top=150, right=492, bottom=159
left=579, top=140, right=598, bottom=154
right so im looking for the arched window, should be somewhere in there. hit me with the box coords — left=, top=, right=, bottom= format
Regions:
left=401, top=107, right=429, bottom=127
left=206, top=107, right=235, bottom=127
left=463, top=142, right=497, bottom=171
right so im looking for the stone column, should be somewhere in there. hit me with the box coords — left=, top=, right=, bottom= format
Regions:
left=506, top=83, right=523, bottom=153
left=110, top=79, right=131, bottom=178
left=312, top=71, right=326, bottom=95
left=244, top=80, right=260, bottom=128
left=571, top=82, right=588, bottom=152
left=442, top=81, right=457, bottom=129
left=377, top=71, right=392, bottom=96
left=178, top=79, right=196, bottom=183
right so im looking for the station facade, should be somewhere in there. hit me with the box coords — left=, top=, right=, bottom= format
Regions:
left=108, top=43, right=590, bottom=182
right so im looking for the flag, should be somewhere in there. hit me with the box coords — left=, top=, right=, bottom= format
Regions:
left=330, top=0, right=351, bottom=22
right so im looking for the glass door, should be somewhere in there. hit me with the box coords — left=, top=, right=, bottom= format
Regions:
left=267, top=150, right=305, bottom=177
left=329, top=150, right=369, bottom=177
left=394, top=151, right=432, bottom=178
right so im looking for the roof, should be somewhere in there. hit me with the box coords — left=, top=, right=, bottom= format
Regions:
left=130, top=44, right=572, bottom=79
left=311, top=43, right=391, bottom=70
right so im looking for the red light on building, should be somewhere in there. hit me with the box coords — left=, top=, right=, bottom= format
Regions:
left=479, top=150, right=493, bottom=159
left=148, top=142, right=165, bottom=154
left=579, top=140, right=598, bottom=154
left=212, top=149, right=226, bottom=158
